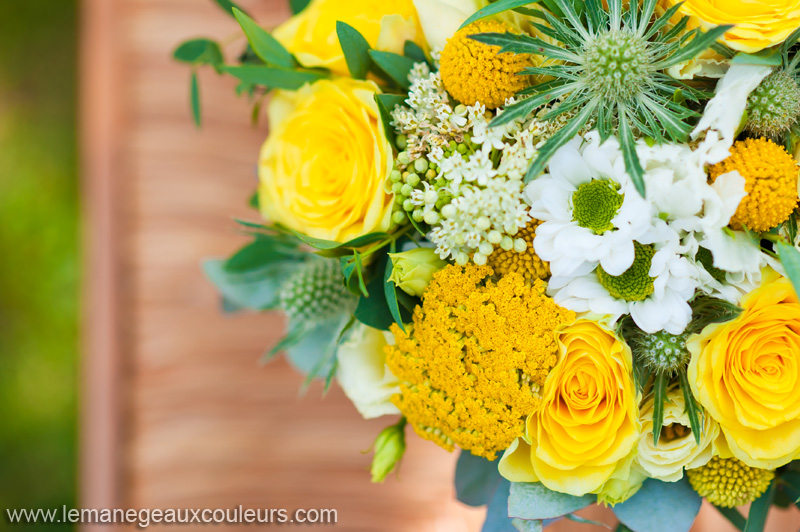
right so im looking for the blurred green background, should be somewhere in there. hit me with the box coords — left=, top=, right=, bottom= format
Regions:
left=0, top=0, right=79, bottom=527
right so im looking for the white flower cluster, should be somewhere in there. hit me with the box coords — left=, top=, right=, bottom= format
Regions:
left=392, top=66, right=551, bottom=264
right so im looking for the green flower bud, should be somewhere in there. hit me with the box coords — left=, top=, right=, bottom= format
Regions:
left=371, top=419, right=407, bottom=483
left=596, top=469, right=646, bottom=507
left=388, top=248, right=447, bottom=297
left=396, top=134, right=408, bottom=150
left=413, top=158, right=429, bottom=173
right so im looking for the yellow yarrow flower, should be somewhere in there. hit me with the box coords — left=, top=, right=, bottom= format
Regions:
left=686, top=456, right=774, bottom=508
left=439, top=20, right=530, bottom=109
left=486, top=219, right=550, bottom=281
left=385, top=264, right=575, bottom=459
left=709, top=138, right=798, bottom=232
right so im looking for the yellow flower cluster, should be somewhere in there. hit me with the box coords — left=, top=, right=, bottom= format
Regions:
left=385, top=264, right=575, bottom=459
left=439, top=20, right=530, bottom=110
left=686, top=456, right=774, bottom=508
left=486, top=220, right=550, bottom=281
left=709, top=138, right=798, bottom=232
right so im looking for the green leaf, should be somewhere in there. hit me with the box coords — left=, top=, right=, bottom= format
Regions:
left=375, top=93, right=406, bottom=146
left=354, top=253, right=395, bottom=330
left=384, top=243, right=406, bottom=333
left=368, top=50, right=416, bottom=89
left=353, top=250, right=368, bottom=297
left=289, top=0, right=312, bottom=14
left=288, top=228, right=390, bottom=257
left=524, top=99, right=597, bottom=183
left=173, top=39, right=224, bottom=68
left=618, top=108, right=646, bottom=197
left=744, top=479, right=776, bottom=532
left=337, top=21, right=371, bottom=80
left=403, top=40, right=429, bottom=65
left=190, top=71, right=201, bottom=128
left=221, top=65, right=327, bottom=90
left=470, top=32, right=582, bottom=63
left=511, top=519, right=542, bottom=532
left=732, top=49, right=782, bottom=67
left=777, top=242, right=800, bottom=297
left=232, top=8, right=295, bottom=68
left=483, top=480, right=518, bottom=532
left=213, top=0, right=246, bottom=17
left=679, top=369, right=702, bottom=445
left=612, top=478, right=701, bottom=532
left=657, top=25, right=734, bottom=69
left=652, top=372, right=667, bottom=447
left=508, top=482, right=594, bottom=520
left=224, top=234, right=301, bottom=273
left=261, top=321, right=311, bottom=364
left=454, top=451, right=501, bottom=507
left=203, top=258, right=295, bottom=311
left=460, top=0, right=542, bottom=29
left=565, top=514, right=611, bottom=529
left=713, top=505, right=746, bottom=531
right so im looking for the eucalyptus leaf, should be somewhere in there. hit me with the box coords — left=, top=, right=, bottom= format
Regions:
left=288, top=317, right=348, bottom=376
left=233, top=8, right=295, bottom=68
left=203, top=259, right=295, bottom=311
left=511, top=519, right=542, bottom=532
left=337, top=22, right=371, bottom=80
left=455, top=451, right=501, bottom=507
left=508, top=482, right=594, bottom=520
left=482, top=480, right=518, bottom=532
left=221, top=65, right=327, bottom=90
left=612, top=478, right=701, bottom=532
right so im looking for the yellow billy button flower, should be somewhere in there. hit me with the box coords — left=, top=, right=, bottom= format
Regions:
left=272, top=0, right=423, bottom=76
left=439, top=20, right=530, bottom=109
left=687, top=268, right=800, bottom=469
left=385, top=264, right=575, bottom=460
left=498, top=320, right=640, bottom=496
left=686, top=456, right=774, bottom=508
left=660, top=0, right=800, bottom=53
left=486, top=219, right=550, bottom=281
left=258, top=78, right=395, bottom=242
left=709, top=138, right=799, bottom=232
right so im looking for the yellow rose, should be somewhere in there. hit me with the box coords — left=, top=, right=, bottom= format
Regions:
left=634, top=385, right=719, bottom=482
left=258, top=78, right=395, bottom=242
left=498, top=320, right=640, bottom=496
left=273, top=0, right=423, bottom=76
left=660, top=0, right=800, bottom=53
left=688, top=268, right=800, bottom=469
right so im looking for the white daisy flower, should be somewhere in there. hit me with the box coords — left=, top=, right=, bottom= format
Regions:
left=527, top=133, right=655, bottom=277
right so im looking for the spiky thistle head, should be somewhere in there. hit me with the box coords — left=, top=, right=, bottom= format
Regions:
left=745, top=69, right=800, bottom=140
left=469, top=0, right=731, bottom=195
left=279, top=258, right=356, bottom=322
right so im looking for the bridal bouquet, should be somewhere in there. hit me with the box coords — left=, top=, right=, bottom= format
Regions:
left=176, top=0, right=800, bottom=530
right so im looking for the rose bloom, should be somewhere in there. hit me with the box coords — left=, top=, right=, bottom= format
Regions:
left=634, top=385, right=719, bottom=482
left=660, top=0, right=800, bottom=53
left=273, top=0, right=423, bottom=76
left=499, top=320, right=640, bottom=496
left=688, top=268, right=800, bottom=469
left=258, top=78, right=395, bottom=242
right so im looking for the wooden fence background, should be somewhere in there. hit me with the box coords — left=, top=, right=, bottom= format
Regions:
left=78, top=0, right=799, bottom=530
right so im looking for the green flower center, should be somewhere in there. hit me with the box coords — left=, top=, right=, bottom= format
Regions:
left=596, top=241, right=656, bottom=302
left=636, top=329, right=691, bottom=375
left=572, top=179, right=624, bottom=234
left=746, top=69, right=800, bottom=139
left=581, top=29, right=650, bottom=102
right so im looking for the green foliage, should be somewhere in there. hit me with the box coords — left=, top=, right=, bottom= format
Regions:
left=233, top=8, right=296, bottom=68
left=454, top=451, right=501, bottom=507
left=651, top=372, right=667, bottom=447
left=744, top=480, right=776, bottom=532
left=173, top=38, right=224, bottom=69
left=459, top=0, right=545, bottom=29
left=0, top=0, right=78, bottom=523
left=221, top=65, right=327, bottom=89
left=190, top=70, right=201, bottom=127
left=472, top=0, right=729, bottom=194
left=508, top=482, right=594, bottom=520
left=337, top=21, right=371, bottom=80
left=368, top=50, right=416, bottom=89
left=213, top=0, right=246, bottom=17
left=777, top=242, right=800, bottom=297
left=714, top=505, right=746, bottom=531
left=289, top=0, right=312, bottom=15
left=612, top=478, right=701, bottom=532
